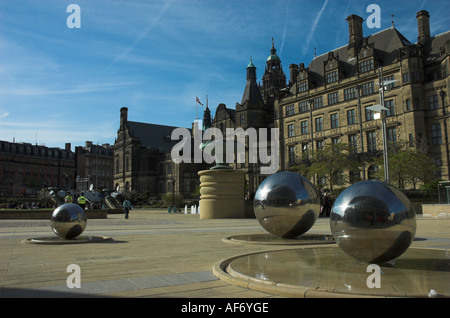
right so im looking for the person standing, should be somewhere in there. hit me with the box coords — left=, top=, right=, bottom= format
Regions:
left=123, top=199, right=131, bottom=219
left=64, top=192, right=73, bottom=204
left=322, top=192, right=332, bottom=217
left=78, top=192, right=87, bottom=210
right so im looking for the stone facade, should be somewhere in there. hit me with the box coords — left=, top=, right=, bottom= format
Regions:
left=276, top=11, right=449, bottom=185
left=0, top=141, right=76, bottom=195
left=213, top=10, right=449, bottom=195
left=75, top=141, right=114, bottom=191
left=211, top=43, right=286, bottom=196
left=113, top=107, right=208, bottom=198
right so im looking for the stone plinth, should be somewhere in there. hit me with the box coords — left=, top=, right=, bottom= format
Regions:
left=422, top=204, right=450, bottom=218
left=198, top=169, right=245, bottom=219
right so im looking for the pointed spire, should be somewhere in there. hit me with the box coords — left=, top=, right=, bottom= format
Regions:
left=247, top=56, right=255, bottom=68
left=246, top=56, right=257, bottom=81
left=270, top=37, right=277, bottom=56
left=202, top=102, right=211, bottom=131
left=242, top=57, right=262, bottom=105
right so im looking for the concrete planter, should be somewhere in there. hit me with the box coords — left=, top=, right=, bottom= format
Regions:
left=198, top=169, right=246, bottom=219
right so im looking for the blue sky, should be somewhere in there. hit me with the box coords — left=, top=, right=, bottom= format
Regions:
left=0, top=0, right=449, bottom=149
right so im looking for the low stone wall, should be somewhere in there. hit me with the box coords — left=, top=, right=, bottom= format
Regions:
left=421, top=204, right=450, bottom=218
left=0, top=209, right=108, bottom=219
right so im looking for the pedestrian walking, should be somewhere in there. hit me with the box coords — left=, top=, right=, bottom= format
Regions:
left=123, top=199, right=131, bottom=219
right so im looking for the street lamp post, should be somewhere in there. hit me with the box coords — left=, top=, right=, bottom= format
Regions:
left=367, top=67, right=394, bottom=184
left=368, top=103, right=389, bottom=183
left=172, top=179, right=175, bottom=211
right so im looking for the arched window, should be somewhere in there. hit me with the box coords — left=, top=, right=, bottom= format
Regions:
left=115, top=155, right=120, bottom=173
left=368, top=165, right=378, bottom=180
left=126, top=153, right=130, bottom=172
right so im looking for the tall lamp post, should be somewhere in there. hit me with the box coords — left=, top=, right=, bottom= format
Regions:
left=367, top=104, right=389, bottom=183
left=367, top=67, right=395, bottom=184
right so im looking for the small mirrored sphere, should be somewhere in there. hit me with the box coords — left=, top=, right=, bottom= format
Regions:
left=51, top=203, right=87, bottom=239
left=253, top=172, right=321, bottom=237
left=330, top=180, right=416, bottom=264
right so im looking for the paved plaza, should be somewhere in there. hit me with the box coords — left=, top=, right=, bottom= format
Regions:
left=0, top=209, right=449, bottom=298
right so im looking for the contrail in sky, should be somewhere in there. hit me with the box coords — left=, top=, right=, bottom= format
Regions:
left=303, top=0, right=329, bottom=56
left=279, top=0, right=292, bottom=57
left=113, top=0, right=174, bottom=64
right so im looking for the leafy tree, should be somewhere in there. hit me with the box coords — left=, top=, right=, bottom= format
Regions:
left=372, top=148, right=439, bottom=189
left=287, top=159, right=311, bottom=179
left=308, top=143, right=360, bottom=191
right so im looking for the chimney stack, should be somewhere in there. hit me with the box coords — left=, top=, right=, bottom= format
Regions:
left=289, top=64, right=299, bottom=85
left=346, top=14, right=364, bottom=58
left=416, top=10, right=430, bottom=45
left=347, top=15, right=364, bottom=45
left=120, top=107, right=128, bottom=129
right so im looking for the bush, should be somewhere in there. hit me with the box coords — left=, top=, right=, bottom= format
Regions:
left=161, top=193, right=184, bottom=208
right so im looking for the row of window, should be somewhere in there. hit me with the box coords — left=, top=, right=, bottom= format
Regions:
left=2, top=165, right=73, bottom=176
left=286, top=100, right=396, bottom=137
left=287, top=123, right=443, bottom=165
left=0, top=142, right=74, bottom=159
left=287, top=127, right=399, bottom=160
left=323, top=59, right=375, bottom=86
left=292, top=79, right=396, bottom=114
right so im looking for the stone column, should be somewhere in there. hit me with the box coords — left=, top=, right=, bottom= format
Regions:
left=198, top=169, right=246, bottom=219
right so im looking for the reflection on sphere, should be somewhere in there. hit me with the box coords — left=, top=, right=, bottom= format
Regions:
left=50, top=203, right=87, bottom=239
left=330, top=180, right=416, bottom=263
left=254, top=172, right=320, bottom=238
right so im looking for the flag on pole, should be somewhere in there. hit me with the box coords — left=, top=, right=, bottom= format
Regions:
left=196, top=97, right=203, bottom=106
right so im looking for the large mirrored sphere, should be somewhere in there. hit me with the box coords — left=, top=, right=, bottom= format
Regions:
left=50, top=203, right=87, bottom=239
left=253, top=172, right=321, bottom=238
left=330, top=180, right=416, bottom=264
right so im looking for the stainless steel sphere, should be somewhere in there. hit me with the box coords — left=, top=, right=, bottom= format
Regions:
left=50, top=203, right=87, bottom=239
left=253, top=172, right=321, bottom=237
left=330, top=180, right=416, bottom=264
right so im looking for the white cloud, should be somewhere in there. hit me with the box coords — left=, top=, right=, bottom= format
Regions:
left=1, top=81, right=142, bottom=97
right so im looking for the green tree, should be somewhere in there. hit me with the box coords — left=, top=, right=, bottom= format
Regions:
left=308, top=143, right=360, bottom=191
left=288, top=159, right=311, bottom=179
left=372, top=148, right=439, bottom=189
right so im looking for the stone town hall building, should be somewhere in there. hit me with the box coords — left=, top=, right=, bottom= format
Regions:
left=275, top=11, right=449, bottom=184
left=212, top=10, right=449, bottom=193
left=114, top=10, right=449, bottom=198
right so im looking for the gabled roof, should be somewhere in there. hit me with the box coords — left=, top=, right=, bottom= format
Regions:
left=422, top=30, right=450, bottom=65
left=126, top=121, right=188, bottom=153
left=213, top=103, right=236, bottom=122
left=305, top=27, right=413, bottom=86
